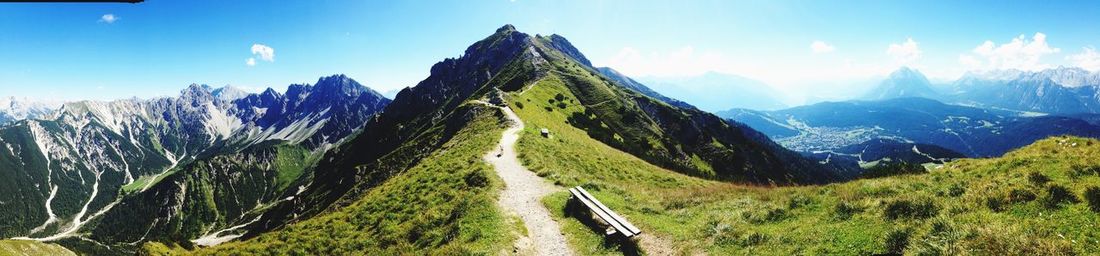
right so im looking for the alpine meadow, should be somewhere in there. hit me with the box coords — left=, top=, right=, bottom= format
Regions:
left=2, top=1, right=1100, bottom=255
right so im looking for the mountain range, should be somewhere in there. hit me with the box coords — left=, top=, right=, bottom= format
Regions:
left=0, top=97, right=59, bottom=126
left=0, top=75, right=388, bottom=253
left=3, top=24, right=1100, bottom=255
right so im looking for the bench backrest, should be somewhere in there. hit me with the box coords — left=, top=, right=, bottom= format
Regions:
left=569, top=186, right=642, bottom=237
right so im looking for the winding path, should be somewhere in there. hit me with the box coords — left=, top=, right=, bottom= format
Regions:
left=482, top=103, right=573, bottom=256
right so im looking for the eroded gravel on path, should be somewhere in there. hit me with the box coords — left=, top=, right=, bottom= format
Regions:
left=484, top=104, right=573, bottom=256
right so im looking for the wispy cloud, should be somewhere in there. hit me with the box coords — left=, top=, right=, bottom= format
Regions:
left=810, top=41, right=835, bottom=54
left=246, top=44, right=274, bottom=66
left=958, top=32, right=1060, bottom=71
left=98, top=14, right=118, bottom=24
left=1067, top=47, right=1100, bottom=72
left=886, top=38, right=921, bottom=65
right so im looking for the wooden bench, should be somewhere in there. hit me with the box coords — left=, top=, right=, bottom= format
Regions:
left=568, top=186, right=642, bottom=238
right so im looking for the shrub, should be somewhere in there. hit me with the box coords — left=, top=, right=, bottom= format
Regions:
left=1041, top=184, right=1078, bottom=208
left=834, top=201, right=862, bottom=220
left=705, top=220, right=740, bottom=246
left=741, top=206, right=787, bottom=224
left=1084, top=186, right=1100, bottom=212
left=554, top=93, right=566, bottom=102
left=911, top=219, right=966, bottom=255
left=742, top=231, right=769, bottom=246
left=463, top=170, right=489, bottom=188
left=945, top=183, right=966, bottom=197
left=543, top=106, right=553, bottom=112
left=984, top=197, right=1004, bottom=212
left=787, top=195, right=813, bottom=209
left=884, top=198, right=938, bottom=220
left=514, top=102, right=524, bottom=109
left=1027, top=172, right=1050, bottom=186
left=883, top=228, right=911, bottom=255
left=556, top=102, right=567, bottom=109
left=1007, top=188, right=1036, bottom=203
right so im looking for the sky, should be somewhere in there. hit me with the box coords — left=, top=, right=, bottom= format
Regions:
left=2, top=0, right=1100, bottom=102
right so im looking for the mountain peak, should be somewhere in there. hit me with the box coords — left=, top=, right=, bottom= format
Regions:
left=889, top=66, right=924, bottom=78
left=212, top=85, right=250, bottom=102
left=864, top=67, right=936, bottom=100
left=543, top=34, right=592, bottom=67
left=962, top=67, right=1100, bottom=87
left=496, top=24, right=517, bottom=33
left=180, top=83, right=215, bottom=103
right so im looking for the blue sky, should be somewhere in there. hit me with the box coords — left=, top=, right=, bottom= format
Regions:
left=2, top=0, right=1099, bottom=101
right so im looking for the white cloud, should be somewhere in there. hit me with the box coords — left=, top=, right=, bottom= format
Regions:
left=602, top=46, right=730, bottom=77
left=250, top=44, right=275, bottom=62
left=99, top=14, right=118, bottom=24
left=1067, top=47, right=1100, bottom=72
left=246, top=44, right=274, bottom=66
left=886, top=38, right=921, bottom=64
left=958, top=32, right=1060, bottom=71
left=810, top=41, right=835, bottom=54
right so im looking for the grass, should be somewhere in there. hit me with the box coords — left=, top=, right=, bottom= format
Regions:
left=0, top=240, right=76, bottom=256
left=509, top=73, right=1100, bottom=255
left=187, top=103, right=519, bottom=255
left=273, top=144, right=312, bottom=191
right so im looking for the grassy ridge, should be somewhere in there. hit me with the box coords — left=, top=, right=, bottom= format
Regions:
left=186, top=104, right=518, bottom=255
left=510, top=74, right=1100, bottom=254
left=0, top=240, right=76, bottom=256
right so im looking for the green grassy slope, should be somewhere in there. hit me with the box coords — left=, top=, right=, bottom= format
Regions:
left=523, top=34, right=842, bottom=185
left=89, top=142, right=315, bottom=247
left=0, top=240, right=76, bottom=256
left=186, top=104, right=518, bottom=255
left=511, top=75, right=1100, bottom=254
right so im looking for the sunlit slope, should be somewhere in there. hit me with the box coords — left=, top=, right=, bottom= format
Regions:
left=512, top=75, right=1100, bottom=255
left=517, top=34, right=844, bottom=185
left=183, top=104, right=517, bottom=255
left=0, top=240, right=76, bottom=256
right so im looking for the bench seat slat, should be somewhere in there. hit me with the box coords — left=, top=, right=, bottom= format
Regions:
left=576, top=187, right=642, bottom=236
left=570, top=187, right=640, bottom=237
left=569, top=188, right=632, bottom=236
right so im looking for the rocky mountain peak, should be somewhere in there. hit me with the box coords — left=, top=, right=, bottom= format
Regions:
left=180, top=83, right=216, bottom=105
left=496, top=24, right=517, bottom=33
left=888, top=66, right=928, bottom=81
left=313, top=74, right=365, bottom=97
left=545, top=34, right=592, bottom=67
left=212, top=85, right=251, bottom=102
left=864, top=67, right=937, bottom=100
